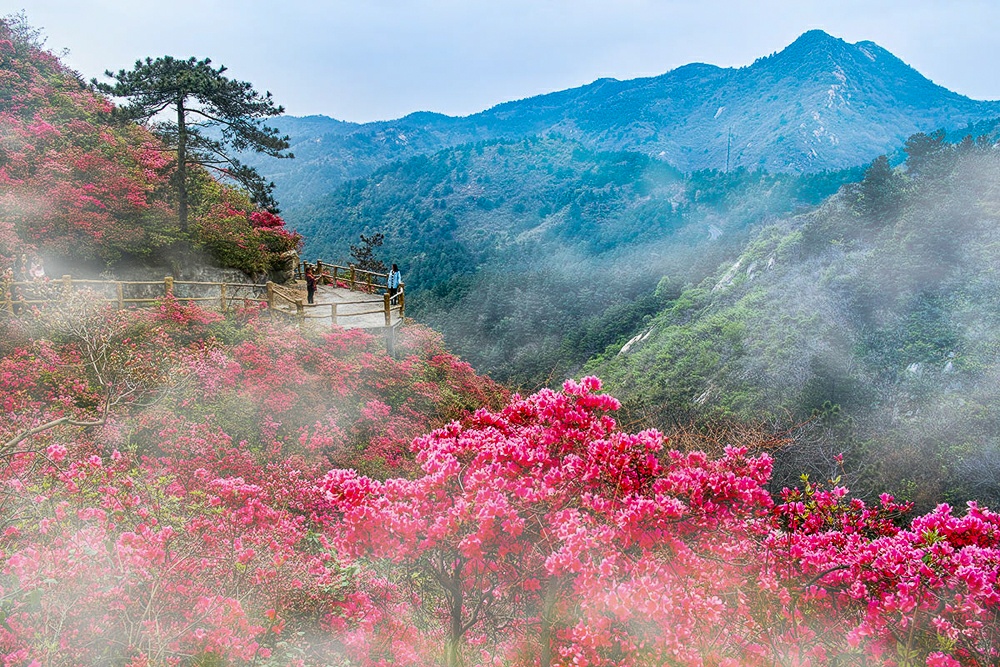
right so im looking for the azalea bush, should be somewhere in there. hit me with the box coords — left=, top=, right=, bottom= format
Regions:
left=0, top=17, right=175, bottom=264
left=189, top=178, right=301, bottom=277
left=322, top=378, right=1000, bottom=667
left=2, top=295, right=1000, bottom=665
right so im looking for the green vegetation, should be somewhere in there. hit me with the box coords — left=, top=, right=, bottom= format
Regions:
left=592, top=132, right=1000, bottom=511
left=294, top=134, right=860, bottom=386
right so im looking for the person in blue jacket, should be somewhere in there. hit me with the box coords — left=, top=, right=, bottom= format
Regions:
left=387, top=264, right=401, bottom=300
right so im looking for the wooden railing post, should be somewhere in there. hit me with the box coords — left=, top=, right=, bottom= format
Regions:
left=330, top=303, right=338, bottom=327
left=367, top=272, right=373, bottom=293
left=384, top=292, right=391, bottom=326
left=164, top=276, right=174, bottom=297
left=62, top=274, right=73, bottom=295
left=399, top=286, right=405, bottom=318
left=220, top=283, right=228, bottom=313
left=295, top=299, right=304, bottom=325
left=332, top=266, right=338, bottom=286
left=266, top=281, right=274, bottom=310
left=117, top=282, right=124, bottom=310
left=349, top=266, right=356, bottom=291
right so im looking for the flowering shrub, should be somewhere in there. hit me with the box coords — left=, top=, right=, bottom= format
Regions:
left=2, top=295, right=1000, bottom=665
left=0, top=19, right=175, bottom=264
left=0, top=298, right=507, bottom=664
left=322, top=378, right=1000, bottom=667
left=191, top=184, right=301, bottom=277
left=320, top=377, right=776, bottom=666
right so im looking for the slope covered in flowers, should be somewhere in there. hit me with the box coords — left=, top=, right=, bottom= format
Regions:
left=0, top=296, right=507, bottom=664
left=0, top=16, right=298, bottom=274
left=1, top=297, right=999, bottom=666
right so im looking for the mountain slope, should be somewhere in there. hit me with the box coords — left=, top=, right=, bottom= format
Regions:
left=251, top=30, right=1000, bottom=213
left=589, top=135, right=1000, bottom=510
left=294, top=133, right=860, bottom=385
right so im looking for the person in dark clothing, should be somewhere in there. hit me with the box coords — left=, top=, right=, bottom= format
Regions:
left=14, top=254, right=27, bottom=282
left=305, top=267, right=317, bottom=304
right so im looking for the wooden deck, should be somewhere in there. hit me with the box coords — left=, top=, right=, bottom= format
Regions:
left=1, top=264, right=405, bottom=336
left=274, top=283, right=404, bottom=330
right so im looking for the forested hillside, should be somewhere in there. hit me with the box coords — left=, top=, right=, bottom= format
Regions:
left=593, top=132, right=1000, bottom=510
left=296, top=134, right=860, bottom=385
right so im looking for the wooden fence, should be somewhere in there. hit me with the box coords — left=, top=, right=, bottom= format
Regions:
left=295, top=260, right=405, bottom=293
left=0, top=273, right=405, bottom=333
left=1, top=275, right=267, bottom=313
left=267, top=280, right=404, bottom=328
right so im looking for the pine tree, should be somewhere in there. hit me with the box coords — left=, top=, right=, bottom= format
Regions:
left=856, top=154, right=901, bottom=218
left=349, top=232, right=387, bottom=273
left=95, top=56, right=292, bottom=232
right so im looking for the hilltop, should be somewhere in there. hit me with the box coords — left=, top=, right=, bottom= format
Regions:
left=0, top=17, right=298, bottom=280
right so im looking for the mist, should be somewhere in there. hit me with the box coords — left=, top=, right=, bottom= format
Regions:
left=592, top=131, right=1000, bottom=511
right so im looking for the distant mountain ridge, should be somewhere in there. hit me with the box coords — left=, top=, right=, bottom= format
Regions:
left=252, top=30, right=1000, bottom=213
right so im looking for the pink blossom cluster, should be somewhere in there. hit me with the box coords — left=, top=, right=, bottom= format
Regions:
left=322, top=377, right=1000, bottom=667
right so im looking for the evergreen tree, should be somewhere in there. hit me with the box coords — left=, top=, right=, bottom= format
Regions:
left=856, top=154, right=901, bottom=218
left=349, top=232, right=387, bottom=273
left=95, top=56, right=292, bottom=232
left=902, top=129, right=948, bottom=177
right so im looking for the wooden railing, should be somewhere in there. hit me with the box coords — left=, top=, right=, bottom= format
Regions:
left=266, top=279, right=404, bottom=328
left=295, top=261, right=391, bottom=294
left=0, top=273, right=404, bottom=332
left=1, top=275, right=267, bottom=314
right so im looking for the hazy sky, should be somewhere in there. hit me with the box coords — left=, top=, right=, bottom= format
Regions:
left=15, top=1, right=1000, bottom=123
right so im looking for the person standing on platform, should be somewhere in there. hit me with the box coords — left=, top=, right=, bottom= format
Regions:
left=387, top=263, right=401, bottom=301
left=29, top=255, right=45, bottom=280
left=14, top=254, right=27, bottom=283
left=305, top=267, right=317, bottom=305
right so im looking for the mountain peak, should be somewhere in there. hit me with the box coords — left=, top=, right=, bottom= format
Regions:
left=791, top=29, right=840, bottom=46
left=775, top=29, right=853, bottom=61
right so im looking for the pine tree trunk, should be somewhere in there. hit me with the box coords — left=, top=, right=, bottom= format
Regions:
left=176, top=98, right=188, bottom=233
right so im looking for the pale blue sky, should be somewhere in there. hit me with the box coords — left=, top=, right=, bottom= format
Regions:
left=15, top=0, right=1000, bottom=122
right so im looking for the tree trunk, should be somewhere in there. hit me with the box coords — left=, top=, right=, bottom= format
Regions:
left=539, top=577, right=559, bottom=667
left=176, top=98, right=188, bottom=233
left=446, top=582, right=462, bottom=667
